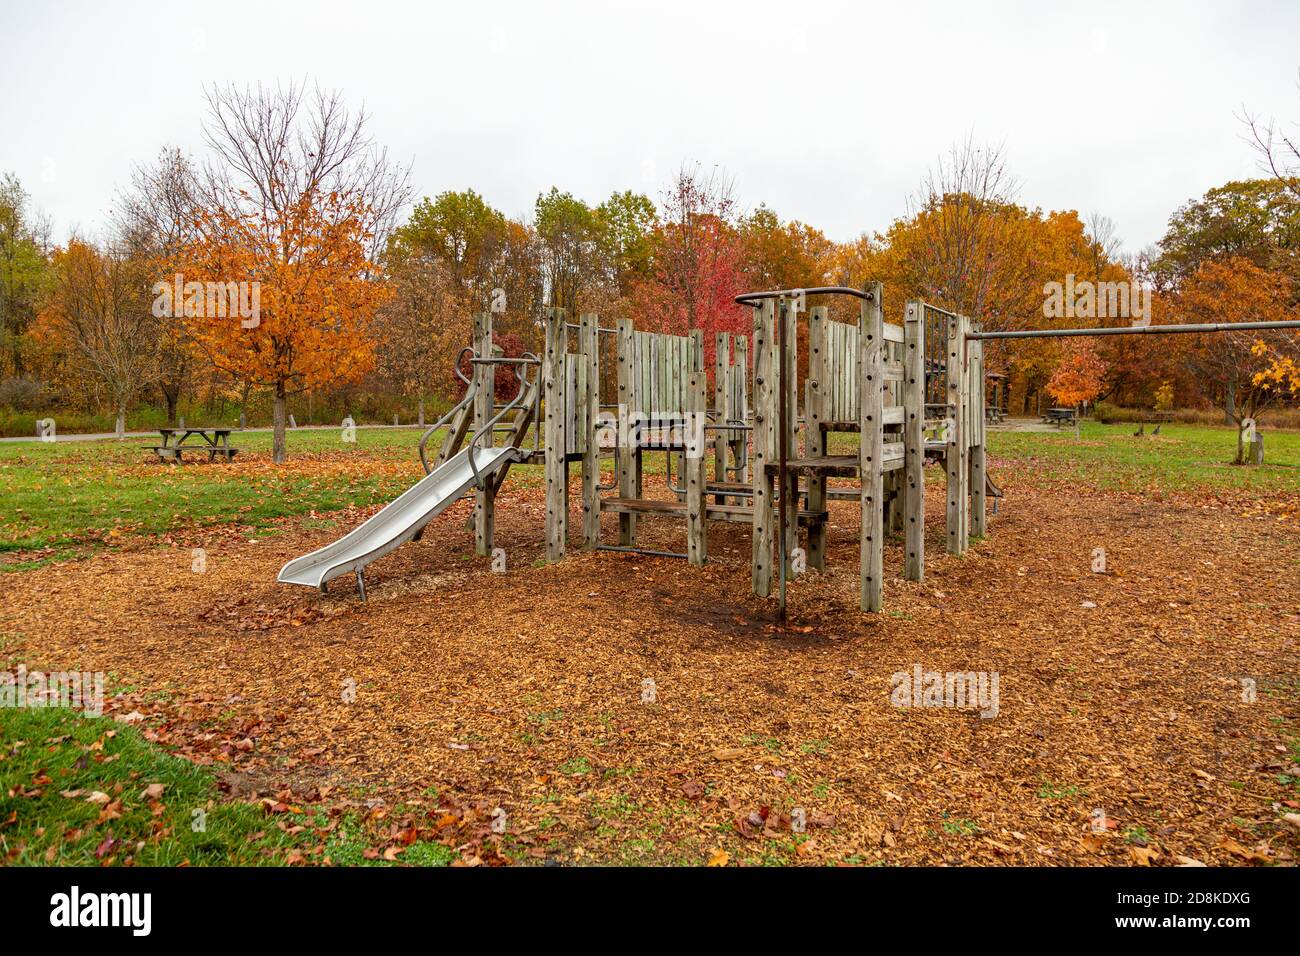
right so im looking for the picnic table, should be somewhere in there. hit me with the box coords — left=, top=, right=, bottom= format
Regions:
left=151, top=428, right=240, bottom=463
left=1043, top=407, right=1076, bottom=427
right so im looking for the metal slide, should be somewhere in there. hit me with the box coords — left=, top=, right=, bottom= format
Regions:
left=277, top=444, right=521, bottom=595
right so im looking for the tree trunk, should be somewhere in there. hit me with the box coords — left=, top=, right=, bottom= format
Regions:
left=163, top=388, right=178, bottom=426
left=1235, top=421, right=1246, bottom=465
left=1224, top=375, right=1236, bottom=426
left=272, top=383, right=288, bottom=464
left=115, top=406, right=126, bottom=440
left=418, top=396, right=425, bottom=428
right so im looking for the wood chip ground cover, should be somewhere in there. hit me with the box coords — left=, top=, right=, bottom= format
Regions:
left=2, top=446, right=1298, bottom=866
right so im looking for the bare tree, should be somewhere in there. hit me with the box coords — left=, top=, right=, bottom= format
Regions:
left=115, top=148, right=201, bottom=424
left=43, top=238, right=156, bottom=437
left=902, top=136, right=1020, bottom=321
left=1244, top=71, right=1300, bottom=206
left=1085, top=211, right=1123, bottom=279
left=200, top=81, right=412, bottom=266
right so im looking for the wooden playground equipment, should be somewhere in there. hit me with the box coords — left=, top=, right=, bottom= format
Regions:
left=415, top=285, right=991, bottom=615
left=279, top=286, right=1300, bottom=611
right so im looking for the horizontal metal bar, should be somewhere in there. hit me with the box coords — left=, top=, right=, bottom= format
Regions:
left=564, top=322, right=619, bottom=335
left=735, top=286, right=874, bottom=306
left=596, top=544, right=689, bottom=559
left=971, top=320, right=1300, bottom=340
left=468, top=356, right=542, bottom=365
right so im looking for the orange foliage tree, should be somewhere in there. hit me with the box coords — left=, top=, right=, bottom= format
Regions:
left=178, top=190, right=389, bottom=461
left=1173, top=256, right=1297, bottom=460
left=176, top=82, right=409, bottom=462
left=1045, top=340, right=1107, bottom=411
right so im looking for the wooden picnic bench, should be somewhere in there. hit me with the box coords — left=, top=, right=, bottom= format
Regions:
left=151, top=428, right=240, bottom=464
left=1043, top=407, right=1076, bottom=427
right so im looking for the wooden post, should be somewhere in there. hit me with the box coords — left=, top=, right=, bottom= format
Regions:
left=903, top=301, right=925, bottom=582
left=473, top=312, right=495, bottom=556
left=686, top=371, right=708, bottom=565
left=751, top=301, right=775, bottom=597
left=780, top=299, right=799, bottom=579
left=544, top=309, right=568, bottom=561
left=945, top=313, right=968, bottom=555
left=714, top=332, right=729, bottom=505
left=734, top=336, right=749, bottom=485
left=970, top=325, right=987, bottom=538
left=616, top=318, right=636, bottom=546
left=580, top=313, right=601, bottom=549
left=805, top=306, right=829, bottom=571
left=860, top=282, right=885, bottom=612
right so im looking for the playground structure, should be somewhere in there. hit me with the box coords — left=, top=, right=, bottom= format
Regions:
left=277, top=286, right=1300, bottom=613
left=278, top=284, right=994, bottom=614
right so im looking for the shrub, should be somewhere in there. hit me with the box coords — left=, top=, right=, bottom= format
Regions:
left=0, top=376, right=45, bottom=410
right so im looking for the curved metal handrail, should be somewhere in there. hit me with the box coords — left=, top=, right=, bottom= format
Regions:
left=418, top=347, right=477, bottom=475
left=734, top=285, right=874, bottom=306
left=462, top=353, right=540, bottom=488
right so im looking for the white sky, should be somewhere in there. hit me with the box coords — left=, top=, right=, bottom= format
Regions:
left=2, top=0, right=1297, bottom=253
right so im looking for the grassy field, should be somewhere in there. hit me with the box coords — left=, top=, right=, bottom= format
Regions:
left=985, top=421, right=1300, bottom=493
left=3, top=422, right=1297, bottom=570
left=0, top=428, right=474, bottom=563
left=0, top=707, right=458, bottom=866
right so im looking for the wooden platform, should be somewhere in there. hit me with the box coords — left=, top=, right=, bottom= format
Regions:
left=600, top=497, right=827, bottom=526
left=763, top=447, right=906, bottom=476
left=764, top=455, right=861, bottom=477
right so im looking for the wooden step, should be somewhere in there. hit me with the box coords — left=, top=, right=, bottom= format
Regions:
left=600, top=497, right=827, bottom=526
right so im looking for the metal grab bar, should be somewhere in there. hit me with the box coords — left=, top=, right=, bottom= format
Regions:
left=463, top=353, right=541, bottom=488
left=734, top=286, right=875, bottom=306
left=418, top=347, right=477, bottom=475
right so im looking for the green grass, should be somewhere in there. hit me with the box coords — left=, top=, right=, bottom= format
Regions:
left=0, top=706, right=314, bottom=865
left=0, top=427, right=545, bottom=561
left=0, top=706, right=459, bottom=867
left=984, top=421, right=1300, bottom=494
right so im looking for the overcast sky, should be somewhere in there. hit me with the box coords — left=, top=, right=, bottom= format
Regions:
left=2, top=0, right=1297, bottom=253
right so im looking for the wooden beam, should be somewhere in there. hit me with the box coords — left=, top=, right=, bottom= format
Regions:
left=903, top=301, right=926, bottom=581
left=751, top=301, right=775, bottom=597
left=945, top=312, right=968, bottom=555
left=616, top=318, right=636, bottom=546
left=686, top=371, right=707, bottom=565
left=805, top=306, right=829, bottom=571
left=860, top=282, right=885, bottom=612
left=473, top=312, right=495, bottom=556
left=580, top=313, right=601, bottom=549
left=970, top=324, right=987, bottom=538
left=714, top=332, right=729, bottom=505
left=544, top=308, right=568, bottom=561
